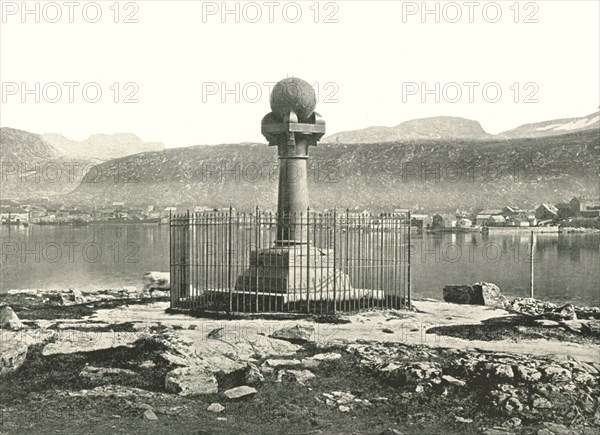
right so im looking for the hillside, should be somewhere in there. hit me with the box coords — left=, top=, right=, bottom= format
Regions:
left=1, top=128, right=61, bottom=161
left=42, top=133, right=165, bottom=161
left=0, top=127, right=93, bottom=199
left=68, top=130, right=600, bottom=211
left=1, top=128, right=166, bottom=200
left=322, top=116, right=491, bottom=144
left=498, top=111, right=599, bottom=139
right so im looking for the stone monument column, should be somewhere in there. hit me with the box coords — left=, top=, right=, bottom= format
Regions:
left=261, top=78, right=325, bottom=243
left=235, top=77, right=351, bottom=308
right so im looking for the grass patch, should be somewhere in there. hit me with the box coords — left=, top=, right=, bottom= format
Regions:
left=0, top=338, right=171, bottom=405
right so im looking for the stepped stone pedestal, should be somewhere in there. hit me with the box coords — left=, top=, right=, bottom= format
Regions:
left=235, top=244, right=353, bottom=302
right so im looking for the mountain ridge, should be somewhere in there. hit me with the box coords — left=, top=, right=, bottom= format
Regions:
left=322, top=111, right=600, bottom=144
left=42, top=132, right=165, bottom=161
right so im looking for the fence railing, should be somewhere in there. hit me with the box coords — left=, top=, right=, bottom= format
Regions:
left=170, top=208, right=412, bottom=314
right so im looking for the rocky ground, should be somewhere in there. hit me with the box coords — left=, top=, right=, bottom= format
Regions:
left=1, top=285, right=599, bottom=435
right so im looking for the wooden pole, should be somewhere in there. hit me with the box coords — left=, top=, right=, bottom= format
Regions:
left=529, top=231, right=535, bottom=298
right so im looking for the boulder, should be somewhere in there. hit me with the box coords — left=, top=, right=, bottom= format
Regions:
left=503, top=396, right=523, bottom=414
left=47, top=292, right=70, bottom=306
left=0, top=305, right=24, bottom=330
left=204, top=329, right=300, bottom=360
left=554, top=304, right=577, bottom=321
left=42, top=331, right=140, bottom=356
left=534, top=319, right=560, bottom=327
left=490, top=364, right=514, bottom=381
left=245, top=363, right=265, bottom=385
left=532, top=304, right=578, bottom=322
left=270, top=324, right=314, bottom=343
left=442, top=375, right=466, bottom=386
left=0, top=341, right=28, bottom=375
left=508, top=299, right=580, bottom=321
left=68, top=289, right=85, bottom=304
left=286, top=369, right=316, bottom=385
left=403, top=362, right=442, bottom=384
left=542, top=366, right=572, bottom=383
left=142, top=272, right=170, bottom=294
left=301, top=352, right=342, bottom=367
left=265, top=359, right=302, bottom=368
left=581, top=320, right=600, bottom=336
left=165, top=366, right=218, bottom=395
left=223, top=386, right=257, bottom=399
left=443, top=282, right=508, bottom=308
left=515, top=365, right=542, bottom=383
left=443, top=285, right=475, bottom=305
left=532, top=396, right=553, bottom=409
left=143, top=409, right=158, bottom=421
left=207, top=403, right=225, bottom=413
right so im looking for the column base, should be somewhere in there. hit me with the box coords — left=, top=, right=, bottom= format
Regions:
left=234, top=243, right=352, bottom=301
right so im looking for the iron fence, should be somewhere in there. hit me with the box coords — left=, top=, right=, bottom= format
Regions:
left=170, top=209, right=412, bottom=314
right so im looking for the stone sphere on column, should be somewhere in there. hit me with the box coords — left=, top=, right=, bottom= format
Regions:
left=270, top=77, right=317, bottom=122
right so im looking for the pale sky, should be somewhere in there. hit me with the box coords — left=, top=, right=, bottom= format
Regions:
left=1, top=0, right=599, bottom=148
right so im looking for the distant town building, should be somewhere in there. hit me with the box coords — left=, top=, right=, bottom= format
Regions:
left=535, top=204, right=558, bottom=221
left=0, top=207, right=29, bottom=224
left=410, top=214, right=432, bottom=230
left=570, top=196, right=600, bottom=216
left=456, top=218, right=472, bottom=229
left=480, top=209, right=504, bottom=217
left=474, top=209, right=504, bottom=226
left=162, top=207, right=178, bottom=217
left=555, top=203, right=573, bottom=220
left=581, top=209, right=600, bottom=218
left=475, top=214, right=491, bottom=226
left=432, top=214, right=456, bottom=229
left=502, top=206, right=521, bottom=217
left=0, top=199, right=20, bottom=207
left=513, top=211, right=536, bottom=227
left=488, top=215, right=506, bottom=226
left=193, top=206, right=214, bottom=213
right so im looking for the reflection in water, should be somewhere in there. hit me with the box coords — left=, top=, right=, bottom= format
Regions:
left=0, top=224, right=169, bottom=292
left=406, top=231, right=599, bottom=306
left=0, top=225, right=598, bottom=306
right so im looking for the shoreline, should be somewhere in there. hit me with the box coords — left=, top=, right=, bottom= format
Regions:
left=2, top=286, right=598, bottom=313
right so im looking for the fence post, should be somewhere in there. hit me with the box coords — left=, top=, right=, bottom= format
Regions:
left=182, top=211, right=190, bottom=304
left=407, top=210, right=412, bottom=309
left=345, top=209, right=350, bottom=312
left=306, top=208, right=311, bottom=314
left=169, top=211, right=174, bottom=307
left=333, top=208, right=337, bottom=315
left=255, top=206, right=260, bottom=312
left=228, top=207, right=233, bottom=313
